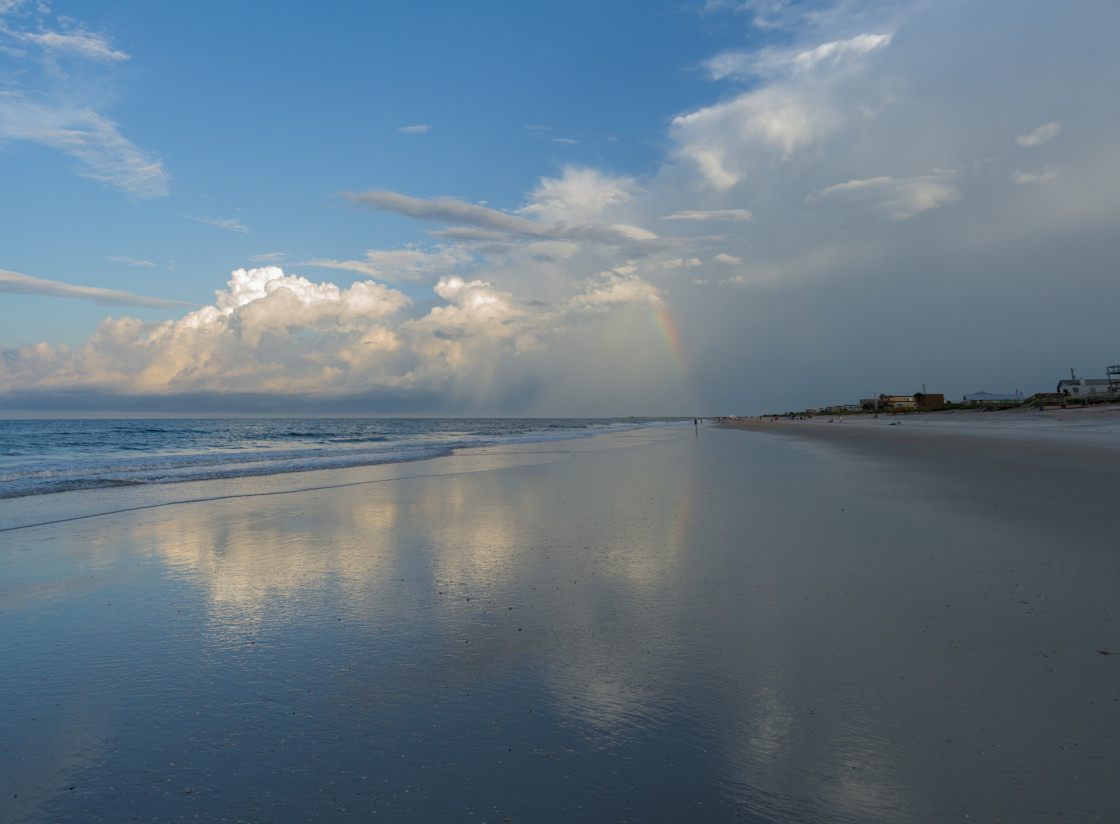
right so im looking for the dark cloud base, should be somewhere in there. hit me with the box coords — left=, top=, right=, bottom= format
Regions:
left=0, top=389, right=480, bottom=417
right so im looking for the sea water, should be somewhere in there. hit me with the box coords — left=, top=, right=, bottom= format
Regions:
left=0, top=417, right=684, bottom=500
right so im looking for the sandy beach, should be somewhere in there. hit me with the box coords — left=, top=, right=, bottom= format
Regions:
left=2, top=421, right=1117, bottom=822
left=727, top=402, right=1120, bottom=436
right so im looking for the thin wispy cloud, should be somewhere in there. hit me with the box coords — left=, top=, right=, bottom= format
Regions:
left=1017, top=121, right=1061, bottom=148
left=706, top=32, right=892, bottom=80
left=662, top=209, right=753, bottom=221
left=344, top=180, right=660, bottom=249
left=301, top=245, right=475, bottom=284
left=0, top=5, right=169, bottom=198
left=1, top=23, right=130, bottom=61
left=708, top=0, right=808, bottom=31
left=398, top=124, right=429, bottom=134
left=343, top=190, right=551, bottom=237
left=0, top=268, right=193, bottom=308
left=0, top=98, right=170, bottom=198
left=792, top=33, right=892, bottom=73
left=189, top=216, right=250, bottom=234
left=107, top=256, right=156, bottom=267
left=806, top=173, right=959, bottom=220
left=1012, top=167, right=1061, bottom=185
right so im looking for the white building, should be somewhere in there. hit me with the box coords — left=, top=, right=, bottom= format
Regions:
left=1055, top=377, right=1112, bottom=396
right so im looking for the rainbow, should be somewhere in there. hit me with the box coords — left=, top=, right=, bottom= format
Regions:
left=651, top=305, right=700, bottom=414
left=653, top=306, right=687, bottom=374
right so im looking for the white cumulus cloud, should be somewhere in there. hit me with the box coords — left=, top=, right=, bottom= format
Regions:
left=518, top=167, right=639, bottom=225
left=567, top=273, right=664, bottom=313
left=0, top=263, right=668, bottom=406
left=661, top=258, right=704, bottom=269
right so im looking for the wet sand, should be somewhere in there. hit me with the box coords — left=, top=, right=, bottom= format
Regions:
left=2, top=423, right=1117, bottom=822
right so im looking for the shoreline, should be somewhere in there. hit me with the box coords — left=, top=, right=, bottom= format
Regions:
left=0, top=425, right=677, bottom=533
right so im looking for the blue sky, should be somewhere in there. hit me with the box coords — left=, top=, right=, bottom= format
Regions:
left=2, top=0, right=1118, bottom=415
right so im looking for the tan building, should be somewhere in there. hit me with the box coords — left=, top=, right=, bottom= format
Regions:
left=880, top=395, right=917, bottom=410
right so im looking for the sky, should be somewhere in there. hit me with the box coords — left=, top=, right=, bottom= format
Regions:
left=2, top=0, right=1118, bottom=417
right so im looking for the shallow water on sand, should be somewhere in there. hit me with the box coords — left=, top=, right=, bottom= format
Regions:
left=1, top=426, right=1116, bottom=822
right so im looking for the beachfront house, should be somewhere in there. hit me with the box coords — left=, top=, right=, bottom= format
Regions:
left=1056, top=377, right=1112, bottom=396
left=879, top=394, right=917, bottom=410
left=862, top=392, right=946, bottom=412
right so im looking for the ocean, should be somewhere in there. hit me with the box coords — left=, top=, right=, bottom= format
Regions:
left=0, top=417, right=685, bottom=501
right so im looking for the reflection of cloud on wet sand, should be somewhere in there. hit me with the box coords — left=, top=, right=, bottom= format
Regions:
left=420, top=476, right=523, bottom=589
left=531, top=440, right=702, bottom=742
left=717, top=671, right=909, bottom=821
left=125, top=490, right=405, bottom=640
left=744, top=684, right=794, bottom=762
